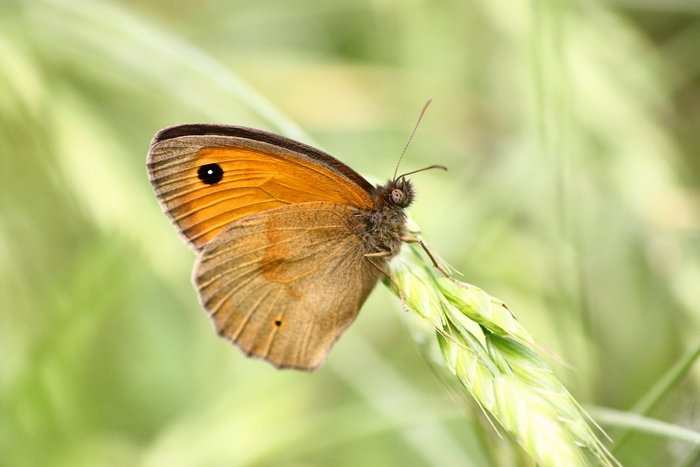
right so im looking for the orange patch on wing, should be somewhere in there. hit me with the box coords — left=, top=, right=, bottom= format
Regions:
left=150, top=145, right=374, bottom=249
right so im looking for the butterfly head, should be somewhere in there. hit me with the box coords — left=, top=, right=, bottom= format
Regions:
left=384, top=177, right=415, bottom=209
left=378, top=164, right=447, bottom=210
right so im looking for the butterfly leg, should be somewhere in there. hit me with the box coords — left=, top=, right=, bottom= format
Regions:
left=364, top=253, right=409, bottom=312
left=400, top=236, right=455, bottom=280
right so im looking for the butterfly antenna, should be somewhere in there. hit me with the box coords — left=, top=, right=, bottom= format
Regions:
left=396, top=164, right=447, bottom=180
left=393, top=98, right=433, bottom=181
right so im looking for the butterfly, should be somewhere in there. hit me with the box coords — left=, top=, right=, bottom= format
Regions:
left=147, top=112, right=444, bottom=371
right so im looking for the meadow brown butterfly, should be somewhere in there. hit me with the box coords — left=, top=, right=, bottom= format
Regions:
left=147, top=106, right=444, bottom=371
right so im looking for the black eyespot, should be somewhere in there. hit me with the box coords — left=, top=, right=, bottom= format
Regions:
left=197, top=163, right=223, bottom=185
left=274, top=320, right=282, bottom=327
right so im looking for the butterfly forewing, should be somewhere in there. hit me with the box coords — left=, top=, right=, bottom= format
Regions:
left=194, top=202, right=381, bottom=371
left=148, top=129, right=376, bottom=251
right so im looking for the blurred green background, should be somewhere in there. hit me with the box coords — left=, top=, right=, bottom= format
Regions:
left=2, top=0, right=700, bottom=465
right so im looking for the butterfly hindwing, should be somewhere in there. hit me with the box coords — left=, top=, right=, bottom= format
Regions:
left=194, top=201, right=381, bottom=371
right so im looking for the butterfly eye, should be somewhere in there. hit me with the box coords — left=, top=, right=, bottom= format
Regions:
left=198, top=163, right=224, bottom=185
left=391, top=188, right=404, bottom=204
